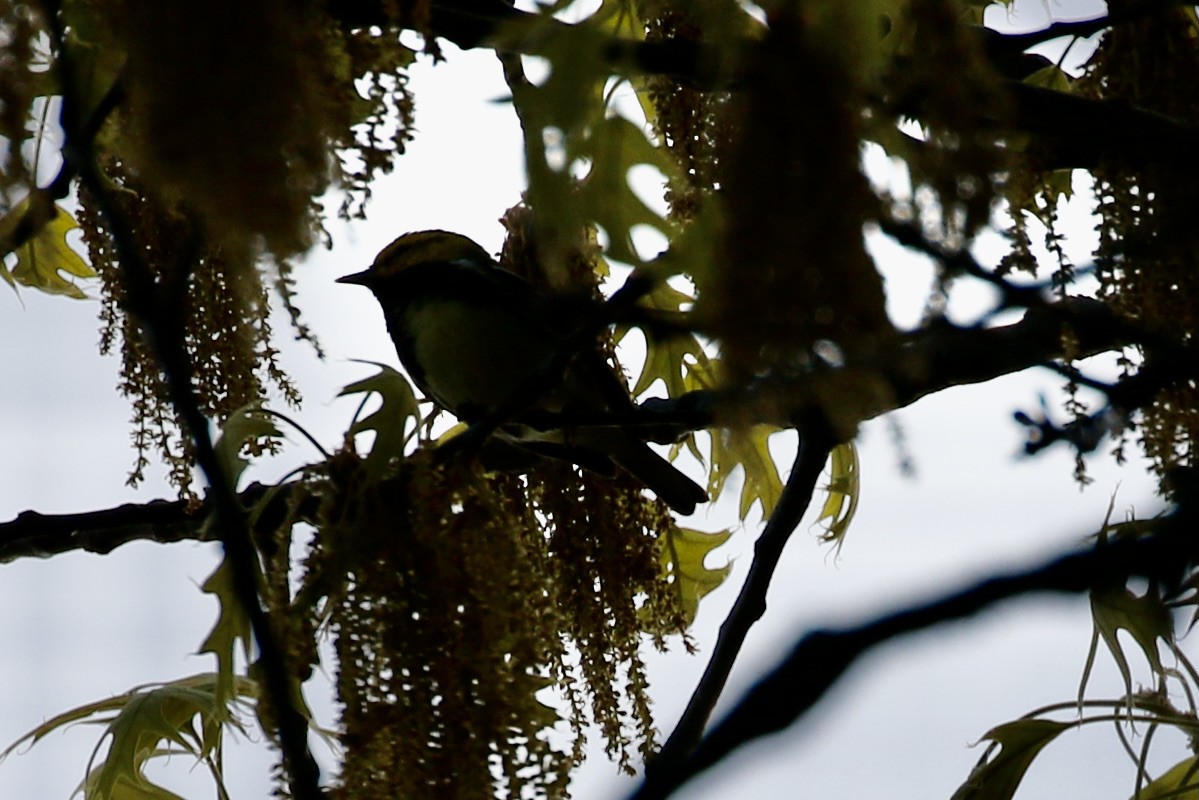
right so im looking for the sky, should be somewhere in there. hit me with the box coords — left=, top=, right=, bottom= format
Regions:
left=0, top=1, right=1187, bottom=798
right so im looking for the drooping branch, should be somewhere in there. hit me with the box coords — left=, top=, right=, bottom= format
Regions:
left=629, top=488, right=1198, bottom=800
left=37, top=2, right=323, bottom=795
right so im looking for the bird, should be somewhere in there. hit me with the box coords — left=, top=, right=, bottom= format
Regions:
left=337, top=229, right=707, bottom=515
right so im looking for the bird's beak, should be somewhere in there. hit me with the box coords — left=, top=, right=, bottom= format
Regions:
left=336, top=269, right=372, bottom=286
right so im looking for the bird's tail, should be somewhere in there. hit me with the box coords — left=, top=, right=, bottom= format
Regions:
left=609, top=438, right=707, bottom=515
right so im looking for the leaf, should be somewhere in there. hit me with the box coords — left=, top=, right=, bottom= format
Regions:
left=84, top=772, right=187, bottom=800
left=212, top=404, right=284, bottom=489
left=625, top=280, right=706, bottom=399
left=1088, top=584, right=1173, bottom=701
left=338, top=361, right=420, bottom=478
left=1039, top=168, right=1075, bottom=205
left=499, top=9, right=678, bottom=273
left=197, top=557, right=255, bottom=711
left=5, top=198, right=97, bottom=298
left=676, top=345, right=785, bottom=519
left=1024, top=64, right=1074, bottom=94
left=815, top=442, right=860, bottom=553
left=589, top=0, right=645, bottom=42
left=0, top=195, right=97, bottom=298
left=708, top=425, right=785, bottom=519
left=657, top=192, right=726, bottom=288
left=2, top=674, right=253, bottom=800
left=660, top=526, right=733, bottom=625
left=951, top=719, right=1072, bottom=800
left=1079, top=491, right=1173, bottom=703
left=1137, top=756, right=1199, bottom=799
left=576, top=115, right=676, bottom=267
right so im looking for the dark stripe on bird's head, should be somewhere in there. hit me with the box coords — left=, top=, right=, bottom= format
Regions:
left=372, top=230, right=494, bottom=276
left=337, top=230, right=496, bottom=288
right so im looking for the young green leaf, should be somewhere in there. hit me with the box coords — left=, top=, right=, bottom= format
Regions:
left=815, top=442, right=861, bottom=553
left=338, top=361, right=421, bottom=477
left=953, top=719, right=1072, bottom=800
left=2, top=673, right=254, bottom=800
left=197, top=557, right=255, bottom=710
left=1, top=197, right=97, bottom=299
left=708, top=425, right=784, bottom=519
left=659, top=526, right=733, bottom=626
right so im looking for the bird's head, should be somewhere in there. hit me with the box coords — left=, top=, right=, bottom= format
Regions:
left=337, top=230, right=494, bottom=289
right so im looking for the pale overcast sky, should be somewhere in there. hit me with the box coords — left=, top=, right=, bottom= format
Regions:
left=1, top=1, right=1181, bottom=798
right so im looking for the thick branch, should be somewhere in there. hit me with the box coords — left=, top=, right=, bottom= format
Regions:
left=884, top=296, right=1131, bottom=408
left=0, top=497, right=215, bottom=564
left=0, top=482, right=306, bottom=564
left=326, top=0, right=1199, bottom=169
left=0, top=296, right=1150, bottom=564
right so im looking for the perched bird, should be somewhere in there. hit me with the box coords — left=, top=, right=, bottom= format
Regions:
left=337, top=230, right=707, bottom=515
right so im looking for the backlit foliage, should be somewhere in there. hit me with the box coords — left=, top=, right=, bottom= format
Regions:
left=0, top=0, right=419, bottom=496
left=954, top=501, right=1199, bottom=800
left=295, top=439, right=688, bottom=797
left=883, top=0, right=1011, bottom=244
left=694, top=5, right=893, bottom=404
left=1004, top=4, right=1199, bottom=484
left=636, top=0, right=751, bottom=221
left=80, top=167, right=303, bottom=497
left=1078, top=6, right=1199, bottom=480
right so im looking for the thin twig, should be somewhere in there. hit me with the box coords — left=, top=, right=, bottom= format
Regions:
left=649, top=421, right=835, bottom=775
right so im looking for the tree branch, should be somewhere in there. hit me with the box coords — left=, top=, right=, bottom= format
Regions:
left=0, top=497, right=215, bottom=564
left=325, top=0, right=1199, bottom=169
left=630, top=490, right=1199, bottom=800
left=0, top=293, right=1155, bottom=565
left=649, top=421, right=835, bottom=776
left=0, top=482, right=309, bottom=564
left=38, top=3, right=324, bottom=795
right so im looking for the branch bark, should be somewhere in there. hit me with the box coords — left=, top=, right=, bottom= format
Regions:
left=650, top=422, right=834, bottom=777
left=0, top=294, right=1149, bottom=564
left=324, top=0, right=1199, bottom=169
left=630, top=492, right=1199, bottom=800
left=39, top=2, right=324, bottom=794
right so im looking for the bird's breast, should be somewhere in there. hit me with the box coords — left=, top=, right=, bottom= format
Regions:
left=396, top=299, right=560, bottom=416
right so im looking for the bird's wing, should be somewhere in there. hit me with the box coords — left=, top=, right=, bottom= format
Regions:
left=457, top=263, right=640, bottom=414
